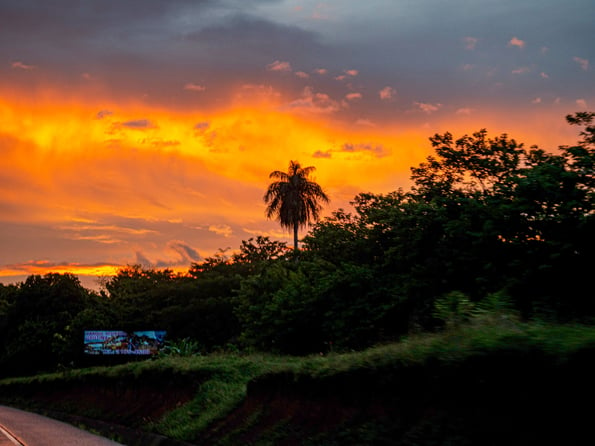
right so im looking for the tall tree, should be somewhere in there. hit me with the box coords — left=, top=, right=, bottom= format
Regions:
left=264, top=160, right=329, bottom=251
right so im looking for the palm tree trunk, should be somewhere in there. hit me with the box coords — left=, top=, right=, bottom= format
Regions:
left=293, top=223, right=299, bottom=252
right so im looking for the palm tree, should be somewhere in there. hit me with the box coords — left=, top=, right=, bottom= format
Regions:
left=264, top=160, right=330, bottom=251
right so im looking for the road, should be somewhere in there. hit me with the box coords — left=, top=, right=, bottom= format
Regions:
left=0, top=406, right=123, bottom=446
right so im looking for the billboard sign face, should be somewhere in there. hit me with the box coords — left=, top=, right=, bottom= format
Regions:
left=84, top=330, right=166, bottom=355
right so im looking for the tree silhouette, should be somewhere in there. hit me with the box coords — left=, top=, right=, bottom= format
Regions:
left=264, top=160, right=329, bottom=251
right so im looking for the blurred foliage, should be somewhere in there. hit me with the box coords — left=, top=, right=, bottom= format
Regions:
left=2, top=322, right=595, bottom=444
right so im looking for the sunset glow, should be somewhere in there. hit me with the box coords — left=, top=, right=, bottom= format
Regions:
left=1, top=0, right=593, bottom=288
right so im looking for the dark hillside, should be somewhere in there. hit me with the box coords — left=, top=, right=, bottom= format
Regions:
left=202, top=348, right=594, bottom=445
left=1, top=324, right=594, bottom=445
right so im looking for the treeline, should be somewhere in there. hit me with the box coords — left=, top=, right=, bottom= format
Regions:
left=1, top=112, right=593, bottom=376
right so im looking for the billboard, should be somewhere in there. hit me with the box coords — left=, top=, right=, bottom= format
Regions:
left=84, top=330, right=166, bottom=355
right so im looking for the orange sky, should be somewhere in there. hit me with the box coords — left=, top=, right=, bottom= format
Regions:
left=0, top=84, right=583, bottom=288
left=0, top=0, right=593, bottom=290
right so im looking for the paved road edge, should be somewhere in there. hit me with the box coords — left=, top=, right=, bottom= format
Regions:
left=0, top=423, right=25, bottom=446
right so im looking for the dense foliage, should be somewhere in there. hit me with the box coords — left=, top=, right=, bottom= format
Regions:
left=238, top=112, right=595, bottom=352
left=1, top=113, right=593, bottom=374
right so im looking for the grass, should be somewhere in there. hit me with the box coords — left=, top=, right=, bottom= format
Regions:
left=146, top=354, right=301, bottom=440
left=2, top=320, right=595, bottom=443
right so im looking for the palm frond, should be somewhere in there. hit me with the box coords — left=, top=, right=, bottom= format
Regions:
left=264, top=160, right=330, bottom=248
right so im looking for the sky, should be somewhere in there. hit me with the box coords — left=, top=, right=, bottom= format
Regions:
left=1, top=0, right=594, bottom=290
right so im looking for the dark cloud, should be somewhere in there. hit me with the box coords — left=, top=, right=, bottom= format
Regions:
left=96, top=110, right=113, bottom=119
left=136, top=241, right=201, bottom=268
left=143, top=139, right=181, bottom=148
left=312, top=142, right=389, bottom=159
left=317, top=0, right=595, bottom=119
left=186, top=14, right=324, bottom=62
left=313, top=150, right=332, bottom=159
left=119, top=119, right=156, bottom=129
left=0, top=0, right=593, bottom=121
left=135, top=251, right=152, bottom=267
left=0, top=0, right=210, bottom=41
left=341, top=143, right=389, bottom=158
left=0, top=2, right=336, bottom=110
left=194, top=121, right=210, bottom=131
left=168, top=240, right=202, bottom=263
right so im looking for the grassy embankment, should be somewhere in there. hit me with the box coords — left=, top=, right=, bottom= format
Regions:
left=1, top=320, right=595, bottom=445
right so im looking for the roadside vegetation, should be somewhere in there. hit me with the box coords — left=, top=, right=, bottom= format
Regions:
left=2, top=320, right=595, bottom=444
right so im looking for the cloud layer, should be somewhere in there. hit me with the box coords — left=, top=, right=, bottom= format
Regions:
left=0, top=0, right=593, bottom=286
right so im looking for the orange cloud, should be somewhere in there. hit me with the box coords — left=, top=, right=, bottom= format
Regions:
left=11, top=61, right=36, bottom=70
left=208, top=224, right=233, bottom=238
left=281, top=87, right=342, bottom=114
left=379, top=86, right=396, bottom=100
left=267, top=60, right=292, bottom=72
left=355, top=119, right=377, bottom=127
left=573, top=56, right=589, bottom=71
left=0, top=260, right=121, bottom=279
left=184, top=83, right=206, bottom=92
left=345, top=92, right=362, bottom=101
left=236, top=84, right=281, bottom=102
left=508, top=37, right=525, bottom=48
left=414, top=102, right=442, bottom=113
